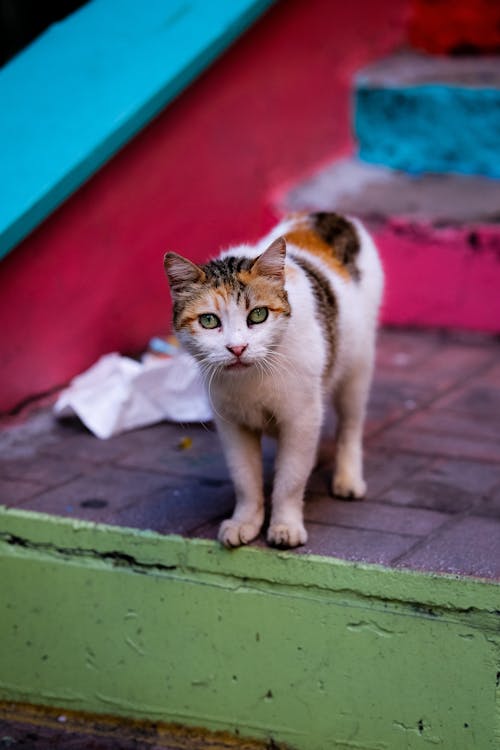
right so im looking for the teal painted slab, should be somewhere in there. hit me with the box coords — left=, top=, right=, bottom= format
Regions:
left=354, top=53, right=500, bottom=178
left=356, top=85, right=500, bottom=177
left=0, top=0, right=274, bottom=258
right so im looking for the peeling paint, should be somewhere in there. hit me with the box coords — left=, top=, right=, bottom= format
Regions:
left=346, top=620, right=403, bottom=638
left=393, top=719, right=441, bottom=744
left=124, top=637, right=146, bottom=657
left=1, top=531, right=178, bottom=576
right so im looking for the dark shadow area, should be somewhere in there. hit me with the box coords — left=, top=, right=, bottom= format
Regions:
left=0, top=0, right=88, bottom=66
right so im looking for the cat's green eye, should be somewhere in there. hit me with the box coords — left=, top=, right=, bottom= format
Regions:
left=248, top=307, right=269, bottom=325
left=199, top=313, right=221, bottom=330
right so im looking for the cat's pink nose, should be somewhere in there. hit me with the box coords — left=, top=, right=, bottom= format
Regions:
left=226, top=344, right=247, bottom=358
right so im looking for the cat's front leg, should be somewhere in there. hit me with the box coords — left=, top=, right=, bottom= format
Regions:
left=268, top=402, right=323, bottom=548
left=216, top=420, right=265, bottom=548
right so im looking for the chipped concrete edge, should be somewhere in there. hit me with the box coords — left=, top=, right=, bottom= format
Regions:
left=1, top=505, right=499, bottom=613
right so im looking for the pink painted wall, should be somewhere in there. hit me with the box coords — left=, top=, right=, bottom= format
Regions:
left=0, top=0, right=410, bottom=412
left=375, top=222, right=500, bottom=331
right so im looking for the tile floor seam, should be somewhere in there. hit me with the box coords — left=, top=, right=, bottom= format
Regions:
left=389, top=510, right=472, bottom=566
left=37, top=443, right=132, bottom=465
left=396, top=411, right=500, bottom=444
left=462, top=484, right=500, bottom=521
left=369, top=454, right=435, bottom=501
left=111, top=488, right=175, bottom=517
left=298, top=517, right=423, bottom=538
left=422, top=350, right=500, bottom=399
left=18, top=467, right=99, bottom=496
left=373, top=339, right=499, bottom=381
left=367, top=444, right=500, bottom=467
left=7, top=472, right=91, bottom=508
left=114, top=465, right=231, bottom=483
left=9, top=471, right=176, bottom=518
left=366, top=352, right=500, bottom=443
left=189, top=515, right=228, bottom=538
left=375, top=497, right=475, bottom=515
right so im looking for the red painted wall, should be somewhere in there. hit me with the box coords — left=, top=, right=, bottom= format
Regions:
left=410, top=0, right=500, bottom=55
left=0, top=0, right=410, bottom=412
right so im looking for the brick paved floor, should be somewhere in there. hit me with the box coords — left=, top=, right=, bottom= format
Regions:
left=1, top=328, right=499, bottom=579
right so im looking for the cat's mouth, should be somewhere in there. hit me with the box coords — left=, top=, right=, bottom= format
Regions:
left=225, top=360, right=252, bottom=371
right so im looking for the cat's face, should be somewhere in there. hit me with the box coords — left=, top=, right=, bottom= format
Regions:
left=164, top=238, right=290, bottom=375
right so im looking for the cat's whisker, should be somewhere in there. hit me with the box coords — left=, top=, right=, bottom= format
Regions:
left=208, top=368, right=227, bottom=422
left=256, top=360, right=266, bottom=388
left=266, top=345, right=300, bottom=376
left=259, top=355, right=290, bottom=403
left=267, top=356, right=300, bottom=391
left=199, top=362, right=229, bottom=424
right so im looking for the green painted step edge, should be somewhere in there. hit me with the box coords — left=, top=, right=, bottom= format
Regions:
left=1, top=523, right=500, bottom=749
left=1, top=505, right=499, bottom=614
left=0, top=0, right=275, bottom=259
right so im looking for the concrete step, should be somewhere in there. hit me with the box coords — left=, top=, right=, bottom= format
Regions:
left=278, top=157, right=500, bottom=331
left=354, top=51, right=500, bottom=177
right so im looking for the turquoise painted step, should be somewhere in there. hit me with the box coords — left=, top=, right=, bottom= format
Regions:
left=354, top=51, right=500, bottom=177
left=0, top=0, right=274, bottom=260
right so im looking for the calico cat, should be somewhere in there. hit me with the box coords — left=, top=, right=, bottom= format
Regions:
left=164, top=212, right=383, bottom=549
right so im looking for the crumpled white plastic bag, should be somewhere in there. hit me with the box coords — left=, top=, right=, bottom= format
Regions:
left=54, top=351, right=212, bottom=439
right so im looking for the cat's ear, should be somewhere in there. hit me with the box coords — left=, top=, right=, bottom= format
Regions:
left=252, top=237, right=286, bottom=283
left=164, top=252, right=205, bottom=293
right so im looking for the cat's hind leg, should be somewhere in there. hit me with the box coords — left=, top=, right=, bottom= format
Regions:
left=332, top=363, right=372, bottom=500
left=216, top=420, right=265, bottom=548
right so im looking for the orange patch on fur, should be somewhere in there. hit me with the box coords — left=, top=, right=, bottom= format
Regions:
left=178, top=314, right=199, bottom=334
left=284, top=226, right=350, bottom=280
left=238, top=272, right=291, bottom=316
left=177, top=287, right=233, bottom=331
left=236, top=270, right=254, bottom=287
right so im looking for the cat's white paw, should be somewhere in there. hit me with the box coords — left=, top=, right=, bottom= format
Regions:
left=267, top=521, right=308, bottom=548
left=218, top=519, right=262, bottom=548
left=332, top=472, right=366, bottom=500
